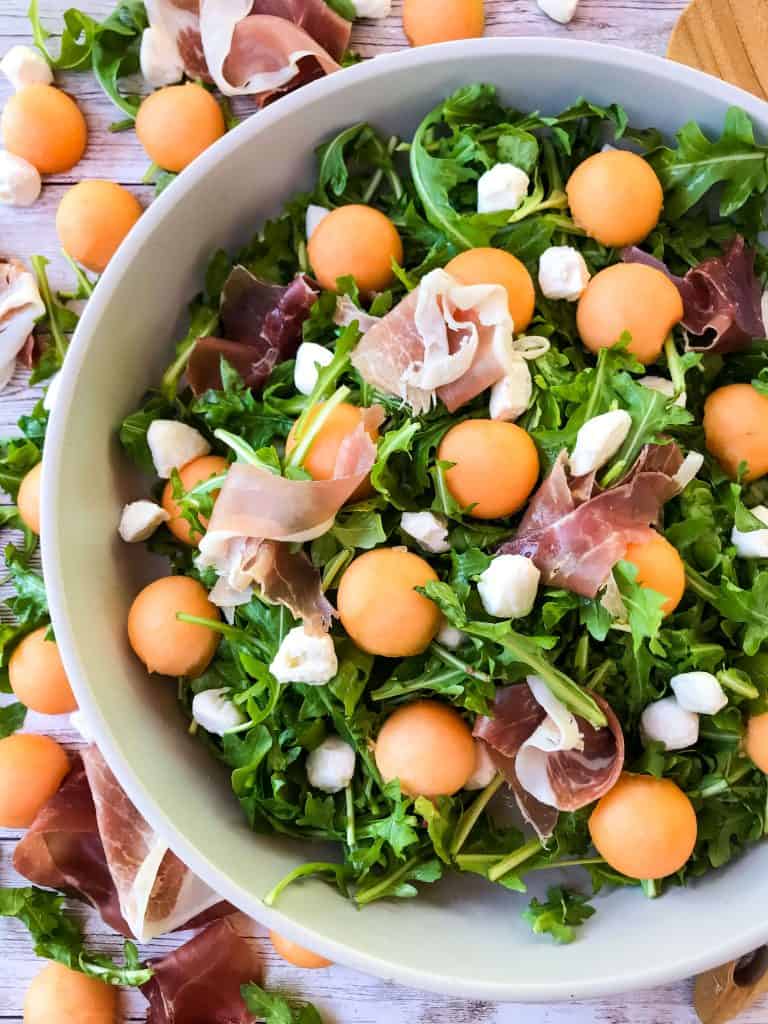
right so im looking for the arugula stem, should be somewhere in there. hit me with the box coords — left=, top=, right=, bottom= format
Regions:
left=430, top=642, right=491, bottom=683
left=354, top=852, right=423, bottom=905
left=362, top=136, right=401, bottom=204
left=142, top=162, right=161, bottom=184
left=213, top=428, right=274, bottom=470
left=487, top=837, right=542, bottom=883
left=30, top=256, right=68, bottom=362
left=345, top=785, right=356, bottom=850
left=285, top=385, right=350, bottom=472
left=321, top=548, right=353, bottom=591
left=641, top=878, right=661, bottom=899
left=61, top=251, right=95, bottom=298
left=455, top=854, right=500, bottom=867
left=450, top=774, right=503, bottom=857
left=718, top=668, right=759, bottom=700
left=684, top=564, right=719, bottom=605
left=574, top=634, right=589, bottom=681
left=529, top=857, right=607, bottom=872
left=583, top=348, right=609, bottom=423
left=161, top=309, right=219, bottom=400
left=176, top=613, right=245, bottom=640
left=664, top=335, right=687, bottom=397
left=264, top=862, right=345, bottom=907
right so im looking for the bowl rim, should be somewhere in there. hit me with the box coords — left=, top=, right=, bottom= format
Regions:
left=42, top=36, right=768, bottom=1001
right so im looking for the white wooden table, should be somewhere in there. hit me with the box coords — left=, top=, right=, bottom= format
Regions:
left=2, top=1, right=760, bottom=1021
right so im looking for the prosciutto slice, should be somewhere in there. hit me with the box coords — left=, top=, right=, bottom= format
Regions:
left=501, top=443, right=684, bottom=598
left=622, top=236, right=765, bottom=354
left=142, top=915, right=262, bottom=1024
left=0, top=259, right=45, bottom=392
left=474, top=679, right=624, bottom=839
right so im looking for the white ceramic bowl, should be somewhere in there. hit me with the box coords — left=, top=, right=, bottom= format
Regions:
left=43, top=38, right=768, bottom=1001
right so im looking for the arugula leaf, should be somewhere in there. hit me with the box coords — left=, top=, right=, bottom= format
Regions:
left=242, top=983, right=323, bottom=1024
left=613, top=560, right=667, bottom=652
left=523, top=886, right=595, bottom=944
left=30, top=255, right=74, bottom=382
left=0, top=702, right=27, bottom=738
left=5, top=544, right=48, bottom=627
left=28, top=0, right=96, bottom=70
left=686, top=563, right=768, bottom=656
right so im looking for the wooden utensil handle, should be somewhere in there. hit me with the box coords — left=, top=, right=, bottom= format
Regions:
left=695, top=947, right=768, bottom=1024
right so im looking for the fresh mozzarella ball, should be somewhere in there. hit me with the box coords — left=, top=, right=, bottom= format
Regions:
left=0, top=151, right=41, bottom=207
left=477, top=554, right=540, bottom=619
left=732, top=505, right=768, bottom=558
left=464, top=740, right=497, bottom=791
left=0, top=45, right=53, bottom=90
left=306, top=735, right=356, bottom=793
left=639, top=375, right=686, bottom=408
left=489, top=359, right=532, bottom=422
left=436, top=618, right=466, bottom=649
left=673, top=451, right=704, bottom=493
left=118, top=500, right=169, bottom=543
left=42, top=372, right=61, bottom=411
left=538, top=246, right=590, bottom=301
left=477, top=163, right=530, bottom=214
left=400, top=511, right=450, bottom=554
left=192, top=687, right=246, bottom=735
left=305, top=204, right=331, bottom=240
left=294, top=341, right=333, bottom=396
left=537, top=0, right=579, bottom=23
left=670, top=672, right=728, bottom=715
left=641, top=696, right=699, bottom=751
left=570, top=409, right=632, bottom=477
left=270, top=625, right=338, bottom=685
left=354, top=0, right=392, bottom=14
left=147, top=420, right=211, bottom=478
left=139, top=26, right=184, bottom=87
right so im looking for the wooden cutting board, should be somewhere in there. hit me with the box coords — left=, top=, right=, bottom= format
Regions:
left=667, top=0, right=768, bottom=99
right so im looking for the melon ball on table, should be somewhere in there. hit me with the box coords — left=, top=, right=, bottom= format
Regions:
left=128, top=575, right=220, bottom=677
left=566, top=150, right=663, bottom=247
left=161, top=454, right=229, bottom=545
left=286, top=402, right=380, bottom=501
left=403, top=0, right=485, bottom=46
left=704, top=383, right=768, bottom=483
left=24, top=962, right=117, bottom=1024
left=56, top=180, right=142, bottom=274
left=1, top=83, right=87, bottom=174
left=0, top=733, right=69, bottom=828
left=17, top=461, right=42, bottom=534
left=307, top=204, right=403, bottom=294
left=9, top=626, right=78, bottom=714
left=270, top=931, right=332, bottom=969
left=445, top=248, right=535, bottom=332
left=136, top=83, right=225, bottom=172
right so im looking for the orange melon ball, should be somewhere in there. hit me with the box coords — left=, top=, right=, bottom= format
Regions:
left=589, top=773, right=697, bottom=879
left=269, top=931, right=332, bottom=969
left=446, top=248, right=535, bottom=333
left=128, top=575, right=220, bottom=677
left=623, top=531, right=686, bottom=616
left=308, top=205, right=403, bottom=294
left=135, top=83, right=225, bottom=173
left=576, top=263, right=684, bottom=365
left=0, top=733, right=69, bottom=828
left=403, top=0, right=485, bottom=46
left=337, top=548, right=440, bottom=658
left=161, top=454, right=228, bottom=545
left=24, top=961, right=117, bottom=1024
left=566, top=150, right=663, bottom=247
left=1, top=84, right=87, bottom=174
left=286, top=402, right=380, bottom=501
left=56, top=180, right=142, bottom=274
left=375, top=700, right=476, bottom=797
left=703, top=384, right=768, bottom=483
left=438, top=419, right=539, bottom=519
left=17, top=461, right=42, bottom=535
left=745, top=713, right=768, bottom=773
left=9, top=627, right=77, bottom=715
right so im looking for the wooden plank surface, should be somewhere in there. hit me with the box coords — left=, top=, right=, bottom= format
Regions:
left=1, top=1, right=756, bottom=1021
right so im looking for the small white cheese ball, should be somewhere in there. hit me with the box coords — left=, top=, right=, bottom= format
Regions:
left=294, top=341, right=333, bottom=396
left=538, top=246, right=590, bottom=302
left=732, top=505, right=768, bottom=559
left=464, top=741, right=497, bottom=791
left=570, top=409, right=632, bottom=477
left=478, top=554, right=540, bottom=620
left=147, top=420, right=210, bottom=478
left=673, top=451, right=705, bottom=493
left=489, top=359, right=532, bottom=422
left=305, top=204, right=331, bottom=240
left=477, top=163, right=530, bottom=214
left=270, top=625, right=338, bottom=685
left=353, top=0, right=392, bottom=15
left=537, top=0, right=580, bottom=24
left=400, top=511, right=450, bottom=554
left=118, top=500, right=170, bottom=542
left=641, top=696, right=699, bottom=751
left=192, top=688, right=246, bottom=736
left=306, top=735, right=356, bottom=793
left=0, top=45, right=53, bottom=90
left=436, top=618, right=466, bottom=650
left=670, top=672, right=728, bottom=715
left=639, top=375, right=687, bottom=409
left=0, top=152, right=42, bottom=207
left=139, top=26, right=184, bottom=87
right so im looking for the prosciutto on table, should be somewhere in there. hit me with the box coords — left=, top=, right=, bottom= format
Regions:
left=0, top=259, right=45, bottom=392
left=622, top=236, right=765, bottom=354
left=474, top=678, right=624, bottom=839
left=501, top=443, right=684, bottom=598
left=188, top=267, right=318, bottom=395
left=142, top=915, right=262, bottom=1024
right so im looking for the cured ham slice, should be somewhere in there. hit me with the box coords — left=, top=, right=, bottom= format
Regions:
left=501, top=443, right=684, bottom=598
left=623, top=236, right=765, bottom=354
left=474, top=679, right=624, bottom=839
left=142, top=915, right=262, bottom=1024
left=0, top=259, right=45, bottom=392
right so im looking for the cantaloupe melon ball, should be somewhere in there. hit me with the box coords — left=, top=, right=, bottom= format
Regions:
left=375, top=700, right=476, bottom=797
left=308, top=204, right=403, bottom=294
left=24, top=962, right=117, bottom=1024
left=438, top=419, right=539, bottom=519
left=9, top=626, right=78, bottom=715
left=566, top=150, right=664, bottom=247
left=136, top=83, right=225, bottom=172
left=56, top=180, right=142, bottom=273
left=128, top=575, right=220, bottom=677
left=704, top=384, right=768, bottom=483
left=337, top=548, right=440, bottom=658
left=623, top=531, right=686, bottom=617
left=269, top=931, right=332, bottom=969
left=403, top=0, right=485, bottom=46
left=2, top=84, right=87, bottom=174
left=0, top=733, right=69, bottom=828
left=286, top=402, right=380, bottom=501
left=577, top=263, right=684, bottom=365
left=161, top=454, right=229, bottom=545
left=446, top=248, right=535, bottom=333
left=17, top=461, right=42, bottom=535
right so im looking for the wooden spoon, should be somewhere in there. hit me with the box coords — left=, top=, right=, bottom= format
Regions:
left=667, top=0, right=768, bottom=100
left=695, top=947, right=768, bottom=1023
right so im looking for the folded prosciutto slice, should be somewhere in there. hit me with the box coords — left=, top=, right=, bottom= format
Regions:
left=501, top=443, right=684, bottom=598
left=474, top=678, right=624, bottom=839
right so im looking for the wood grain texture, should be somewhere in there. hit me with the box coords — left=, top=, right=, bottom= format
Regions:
left=0, top=1, right=758, bottom=1022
